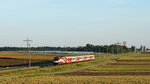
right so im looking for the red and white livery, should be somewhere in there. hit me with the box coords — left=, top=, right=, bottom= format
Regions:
left=53, top=55, right=95, bottom=64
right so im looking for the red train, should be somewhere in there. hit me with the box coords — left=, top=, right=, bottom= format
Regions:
left=53, top=55, right=95, bottom=64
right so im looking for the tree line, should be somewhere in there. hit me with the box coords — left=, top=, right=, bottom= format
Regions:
left=0, top=44, right=135, bottom=54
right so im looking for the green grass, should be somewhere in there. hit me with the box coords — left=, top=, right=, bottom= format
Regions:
left=87, top=65, right=150, bottom=72
left=119, top=53, right=150, bottom=61
left=0, top=67, right=39, bottom=74
left=0, top=54, right=118, bottom=77
left=81, top=53, right=150, bottom=72
left=1, top=53, right=150, bottom=84
left=0, top=52, right=114, bottom=77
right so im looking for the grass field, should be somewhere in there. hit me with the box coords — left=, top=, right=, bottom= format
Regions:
left=1, top=54, right=115, bottom=76
left=61, top=53, right=150, bottom=76
left=119, top=53, right=150, bottom=61
left=1, top=75, right=150, bottom=84
left=0, top=52, right=111, bottom=76
left=1, top=52, right=150, bottom=84
left=0, top=52, right=108, bottom=68
left=0, top=56, right=115, bottom=77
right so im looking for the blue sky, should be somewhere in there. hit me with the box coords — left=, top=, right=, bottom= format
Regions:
left=0, top=0, right=150, bottom=48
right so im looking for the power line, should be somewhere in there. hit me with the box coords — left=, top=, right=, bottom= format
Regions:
left=23, top=37, right=33, bottom=68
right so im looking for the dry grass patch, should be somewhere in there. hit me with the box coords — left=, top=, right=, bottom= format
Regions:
left=1, top=75, right=150, bottom=84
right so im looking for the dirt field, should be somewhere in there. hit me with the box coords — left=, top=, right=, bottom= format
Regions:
left=0, top=58, right=51, bottom=68
left=0, top=52, right=57, bottom=61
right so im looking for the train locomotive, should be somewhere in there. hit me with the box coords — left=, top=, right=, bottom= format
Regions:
left=53, top=55, right=95, bottom=64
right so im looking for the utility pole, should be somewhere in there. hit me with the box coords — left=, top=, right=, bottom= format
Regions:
left=112, top=42, right=122, bottom=56
left=99, top=47, right=100, bottom=58
left=107, top=47, right=108, bottom=56
left=115, top=41, right=122, bottom=55
left=23, top=37, right=33, bottom=68
left=112, top=44, right=114, bottom=56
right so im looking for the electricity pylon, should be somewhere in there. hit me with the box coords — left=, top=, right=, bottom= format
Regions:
left=23, top=37, right=33, bottom=68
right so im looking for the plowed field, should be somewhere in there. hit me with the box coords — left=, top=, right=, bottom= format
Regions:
left=0, top=58, right=50, bottom=68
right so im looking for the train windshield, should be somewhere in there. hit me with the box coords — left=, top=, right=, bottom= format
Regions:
left=54, top=57, right=58, bottom=61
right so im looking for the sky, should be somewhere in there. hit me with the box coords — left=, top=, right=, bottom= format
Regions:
left=0, top=0, right=150, bottom=48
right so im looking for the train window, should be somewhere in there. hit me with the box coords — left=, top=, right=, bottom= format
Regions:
left=54, top=57, right=58, bottom=61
